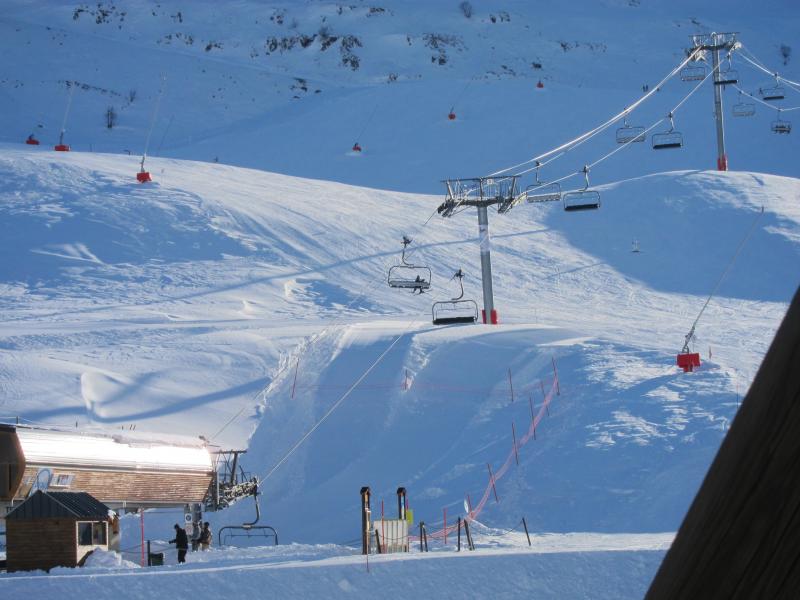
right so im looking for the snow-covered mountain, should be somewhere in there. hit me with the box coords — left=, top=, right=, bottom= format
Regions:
left=1, top=1, right=799, bottom=598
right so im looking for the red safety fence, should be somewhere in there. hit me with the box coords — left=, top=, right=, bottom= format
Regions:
left=411, top=361, right=560, bottom=542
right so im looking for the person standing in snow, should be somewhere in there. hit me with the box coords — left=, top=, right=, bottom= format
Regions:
left=169, top=523, right=189, bottom=563
left=191, top=520, right=202, bottom=551
left=199, top=521, right=212, bottom=551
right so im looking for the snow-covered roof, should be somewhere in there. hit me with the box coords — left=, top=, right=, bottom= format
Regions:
left=16, top=427, right=212, bottom=474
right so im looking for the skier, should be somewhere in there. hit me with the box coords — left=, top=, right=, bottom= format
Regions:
left=169, top=523, right=189, bottom=564
left=412, top=275, right=426, bottom=295
left=199, top=521, right=212, bottom=551
left=191, top=520, right=202, bottom=551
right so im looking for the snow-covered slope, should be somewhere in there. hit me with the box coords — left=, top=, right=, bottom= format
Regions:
left=1, top=147, right=797, bottom=547
left=1, top=0, right=798, bottom=192
left=1, top=1, right=799, bottom=596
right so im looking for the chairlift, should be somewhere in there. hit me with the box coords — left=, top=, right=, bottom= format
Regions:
left=771, top=112, right=791, bottom=134
left=616, top=117, right=646, bottom=144
left=25, top=134, right=40, bottom=146
left=525, top=161, right=562, bottom=203
left=652, top=113, right=683, bottom=150
left=562, top=166, right=600, bottom=212
left=387, top=236, right=432, bottom=291
left=732, top=93, right=755, bottom=117
left=432, top=269, right=478, bottom=325
left=448, top=106, right=457, bottom=120
left=352, top=142, right=362, bottom=153
left=680, top=65, right=706, bottom=82
left=714, top=67, right=738, bottom=86
left=526, top=182, right=561, bottom=203
left=761, top=85, right=785, bottom=102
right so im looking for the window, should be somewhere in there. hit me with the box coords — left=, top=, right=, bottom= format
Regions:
left=78, top=522, right=92, bottom=546
left=92, top=521, right=107, bottom=545
left=77, top=521, right=107, bottom=546
left=50, top=473, right=75, bottom=488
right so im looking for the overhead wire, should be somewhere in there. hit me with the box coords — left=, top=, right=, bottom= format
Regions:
left=731, top=84, right=800, bottom=113
left=487, top=47, right=704, bottom=178
left=737, top=45, right=800, bottom=93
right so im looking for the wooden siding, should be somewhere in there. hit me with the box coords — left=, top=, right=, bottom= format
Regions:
left=15, top=466, right=211, bottom=506
left=7, top=518, right=78, bottom=572
left=645, top=287, right=800, bottom=599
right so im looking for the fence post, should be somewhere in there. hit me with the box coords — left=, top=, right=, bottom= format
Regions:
left=464, top=519, right=475, bottom=551
left=529, top=394, right=536, bottom=439
left=457, top=516, right=462, bottom=552
left=419, top=522, right=424, bottom=553
left=488, top=463, right=499, bottom=503
left=522, top=517, right=531, bottom=547
left=291, top=357, right=300, bottom=399
left=552, top=357, right=560, bottom=396
left=374, top=528, right=382, bottom=554
left=512, top=422, right=519, bottom=466
left=146, top=540, right=151, bottom=567
left=508, top=368, right=514, bottom=403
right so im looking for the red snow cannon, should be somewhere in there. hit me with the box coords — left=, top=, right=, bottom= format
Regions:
left=676, top=352, right=701, bottom=373
left=536, top=80, right=544, bottom=89
left=25, top=136, right=40, bottom=146
left=448, top=112, right=456, bottom=120
left=352, top=142, right=362, bottom=153
left=54, top=144, right=71, bottom=152
left=136, top=171, right=152, bottom=183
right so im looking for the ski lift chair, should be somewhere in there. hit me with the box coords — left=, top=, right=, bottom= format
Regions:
left=732, top=93, right=755, bottom=117
left=387, top=237, right=431, bottom=290
left=562, top=166, right=600, bottom=212
left=761, top=85, right=785, bottom=102
left=432, top=269, right=478, bottom=325
left=680, top=65, right=706, bottom=81
left=616, top=117, right=646, bottom=144
left=714, top=67, right=738, bottom=86
left=771, top=115, right=792, bottom=134
left=652, top=113, right=683, bottom=150
left=525, top=182, right=561, bottom=203
left=525, top=161, right=562, bottom=204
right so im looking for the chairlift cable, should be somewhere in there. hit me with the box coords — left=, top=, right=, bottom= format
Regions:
left=517, top=62, right=716, bottom=189
left=737, top=46, right=800, bottom=92
left=355, top=104, right=379, bottom=143
left=680, top=206, right=764, bottom=353
left=141, top=74, right=166, bottom=170
left=59, top=84, right=75, bottom=140
left=732, top=84, right=800, bottom=112
left=449, top=77, right=474, bottom=115
left=487, top=47, right=704, bottom=178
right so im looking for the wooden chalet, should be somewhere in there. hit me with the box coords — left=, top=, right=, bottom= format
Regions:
left=1, top=424, right=213, bottom=515
left=5, top=490, right=112, bottom=572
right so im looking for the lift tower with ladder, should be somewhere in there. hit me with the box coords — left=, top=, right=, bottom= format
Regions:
left=688, top=32, right=739, bottom=171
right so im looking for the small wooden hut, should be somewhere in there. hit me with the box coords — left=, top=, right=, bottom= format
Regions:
left=5, top=490, right=112, bottom=572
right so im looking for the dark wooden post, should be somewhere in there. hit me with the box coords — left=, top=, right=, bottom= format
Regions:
left=646, top=287, right=800, bottom=599
left=457, top=516, right=462, bottom=551
left=360, top=486, right=371, bottom=555
left=522, top=517, right=531, bottom=547
left=464, top=519, right=475, bottom=551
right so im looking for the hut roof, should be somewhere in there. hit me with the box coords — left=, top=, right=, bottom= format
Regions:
left=6, top=490, right=110, bottom=521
